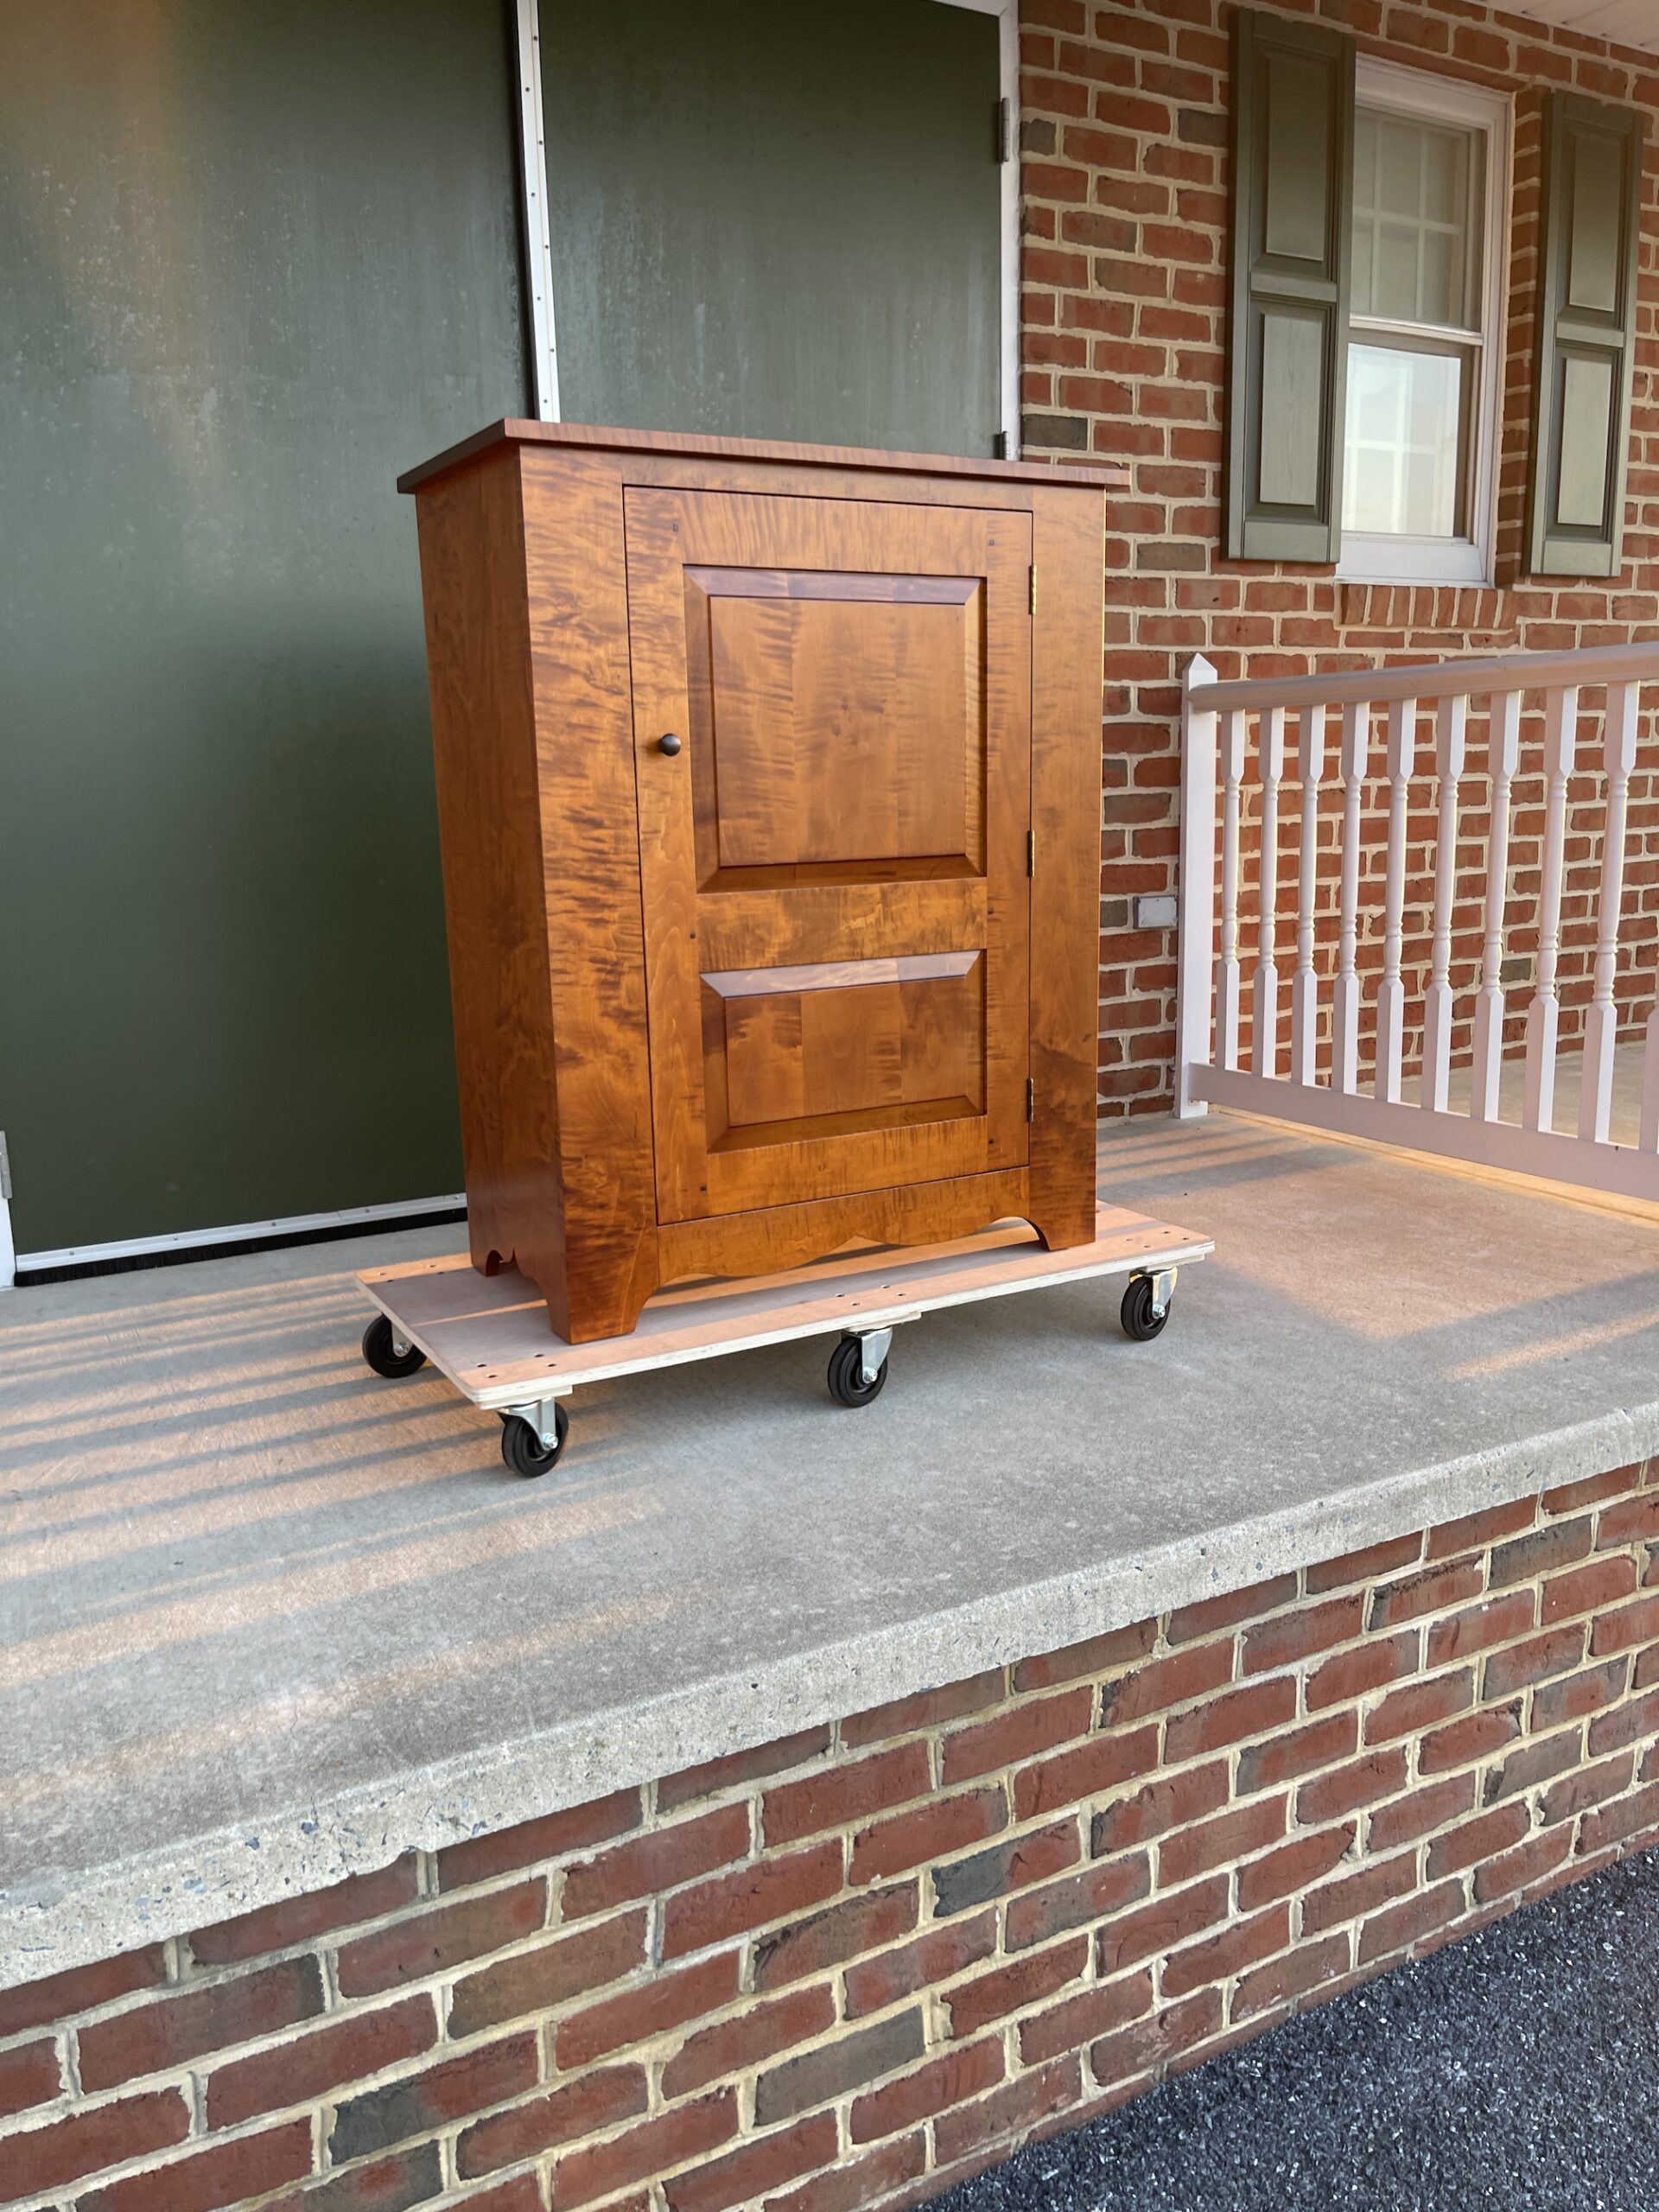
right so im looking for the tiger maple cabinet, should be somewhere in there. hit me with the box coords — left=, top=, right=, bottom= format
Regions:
left=399, top=423, right=1115, bottom=1343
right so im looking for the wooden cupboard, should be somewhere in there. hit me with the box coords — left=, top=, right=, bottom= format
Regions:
left=399, top=423, right=1113, bottom=1343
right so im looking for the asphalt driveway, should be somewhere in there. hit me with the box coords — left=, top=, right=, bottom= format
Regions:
left=933, top=1846, right=1659, bottom=2212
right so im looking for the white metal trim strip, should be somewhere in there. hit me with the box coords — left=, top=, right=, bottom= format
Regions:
left=16, top=1194, right=467, bottom=1274
left=515, top=0, right=562, bottom=421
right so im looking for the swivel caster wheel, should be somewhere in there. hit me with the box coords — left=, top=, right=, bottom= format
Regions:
left=501, top=1404, right=569, bottom=1478
left=362, top=1313, right=427, bottom=1378
left=827, top=1331, right=890, bottom=1408
left=1120, top=1273, right=1172, bottom=1343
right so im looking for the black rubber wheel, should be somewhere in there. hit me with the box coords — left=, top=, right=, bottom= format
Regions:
left=1120, top=1274, right=1170, bottom=1343
left=827, top=1335, right=889, bottom=1408
left=500, top=1404, right=569, bottom=1478
left=361, top=1313, right=427, bottom=1378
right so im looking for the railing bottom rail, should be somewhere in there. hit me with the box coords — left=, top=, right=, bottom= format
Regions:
left=1192, top=1065, right=1659, bottom=1207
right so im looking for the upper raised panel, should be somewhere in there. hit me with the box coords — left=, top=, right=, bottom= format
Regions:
left=1566, top=128, right=1627, bottom=318
left=1261, top=50, right=1333, bottom=267
left=685, top=568, right=985, bottom=880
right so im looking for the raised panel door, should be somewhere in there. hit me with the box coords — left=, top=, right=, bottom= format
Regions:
left=626, top=489, right=1032, bottom=1224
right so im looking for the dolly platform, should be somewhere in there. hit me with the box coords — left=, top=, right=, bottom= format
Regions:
left=357, top=1201, right=1213, bottom=1477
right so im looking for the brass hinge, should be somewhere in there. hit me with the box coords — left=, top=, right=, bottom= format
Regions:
left=1026, top=828, right=1035, bottom=876
left=1028, top=565, right=1037, bottom=615
left=1026, top=1077, right=1036, bottom=1122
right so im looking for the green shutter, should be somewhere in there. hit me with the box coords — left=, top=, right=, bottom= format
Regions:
left=1224, top=7, right=1356, bottom=563
left=1527, top=92, right=1645, bottom=578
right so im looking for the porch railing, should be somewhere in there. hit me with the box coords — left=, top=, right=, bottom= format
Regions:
left=1175, top=640, right=1659, bottom=1204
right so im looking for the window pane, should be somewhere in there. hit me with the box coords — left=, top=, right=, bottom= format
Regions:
left=1377, top=118, right=1421, bottom=219
left=1376, top=224, right=1421, bottom=321
left=1342, top=344, right=1466, bottom=537
left=1355, top=106, right=1376, bottom=199
left=1421, top=127, right=1465, bottom=225
left=1352, top=108, right=1481, bottom=328
left=1421, top=228, right=1458, bottom=326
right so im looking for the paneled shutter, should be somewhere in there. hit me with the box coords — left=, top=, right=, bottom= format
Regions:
left=1224, top=8, right=1356, bottom=563
left=1527, top=93, right=1645, bottom=578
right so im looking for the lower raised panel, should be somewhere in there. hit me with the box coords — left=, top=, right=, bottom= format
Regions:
left=701, top=950, right=984, bottom=1152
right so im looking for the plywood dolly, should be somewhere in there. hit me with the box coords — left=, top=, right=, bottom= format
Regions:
left=356, top=1200, right=1212, bottom=1478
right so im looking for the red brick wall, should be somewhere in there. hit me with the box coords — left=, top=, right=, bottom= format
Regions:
left=7, top=1459, right=1659, bottom=2212
left=1029, top=0, right=1659, bottom=1113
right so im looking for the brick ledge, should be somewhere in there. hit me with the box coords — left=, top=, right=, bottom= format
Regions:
left=1334, top=582, right=1518, bottom=645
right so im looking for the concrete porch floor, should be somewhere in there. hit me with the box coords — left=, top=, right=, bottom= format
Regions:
left=6, top=1113, right=1659, bottom=1987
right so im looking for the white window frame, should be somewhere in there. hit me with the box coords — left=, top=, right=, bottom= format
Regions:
left=1337, top=60, right=1512, bottom=588
left=512, top=0, right=1020, bottom=456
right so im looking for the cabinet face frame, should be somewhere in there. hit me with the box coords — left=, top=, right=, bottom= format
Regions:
left=410, top=428, right=1106, bottom=1341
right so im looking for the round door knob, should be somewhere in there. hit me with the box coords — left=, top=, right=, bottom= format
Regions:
left=657, top=732, right=683, bottom=756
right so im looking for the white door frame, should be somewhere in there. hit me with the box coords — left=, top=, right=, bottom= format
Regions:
left=512, top=0, right=1020, bottom=454
left=943, top=0, right=1020, bottom=459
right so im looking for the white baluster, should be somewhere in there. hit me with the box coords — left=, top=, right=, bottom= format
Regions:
left=1217, top=709, right=1245, bottom=1071
left=1523, top=685, right=1579, bottom=1133
left=1332, top=702, right=1370, bottom=1096
left=1290, top=703, right=1327, bottom=1088
left=1471, top=691, right=1521, bottom=1122
left=1254, top=708, right=1286, bottom=1078
left=1375, top=697, right=1418, bottom=1104
left=1581, top=682, right=1638, bottom=1143
left=1421, top=696, right=1467, bottom=1115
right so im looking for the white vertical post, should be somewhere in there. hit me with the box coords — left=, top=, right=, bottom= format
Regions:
left=1217, top=709, right=1246, bottom=1071
left=1254, top=708, right=1287, bottom=1078
left=1581, top=682, right=1638, bottom=1143
left=1375, top=697, right=1418, bottom=1103
left=1421, top=696, right=1467, bottom=1115
left=1176, top=655, right=1219, bottom=1117
left=1471, top=690, right=1521, bottom=1122
left=1523, top=685, right=1579, bottom=1134
left=1290, top=703, right=1327, bottom=1088
left=1332, top=702, right=1370, bottom=1096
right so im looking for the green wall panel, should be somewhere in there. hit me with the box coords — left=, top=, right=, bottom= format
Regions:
left=540, top=0, right=1002, bottom=456
left=0, top=0, right=526, bottom=1252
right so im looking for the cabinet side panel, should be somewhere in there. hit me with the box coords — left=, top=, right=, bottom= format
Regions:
left=1028, top=483, right=1107, bottom=1248
left=520, top=450, right=659, bottom=1340
left=415, top=456, right=566, bottom=1300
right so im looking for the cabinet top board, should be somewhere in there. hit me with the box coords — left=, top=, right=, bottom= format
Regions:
left=397, top=417, right=1129, bottom=497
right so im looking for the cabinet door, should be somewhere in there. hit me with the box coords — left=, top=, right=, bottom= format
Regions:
left=626, top=489, right=1032, bottom=1225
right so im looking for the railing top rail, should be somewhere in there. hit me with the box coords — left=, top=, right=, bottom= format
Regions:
left=1185, top=639, right=1659, bottom=715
